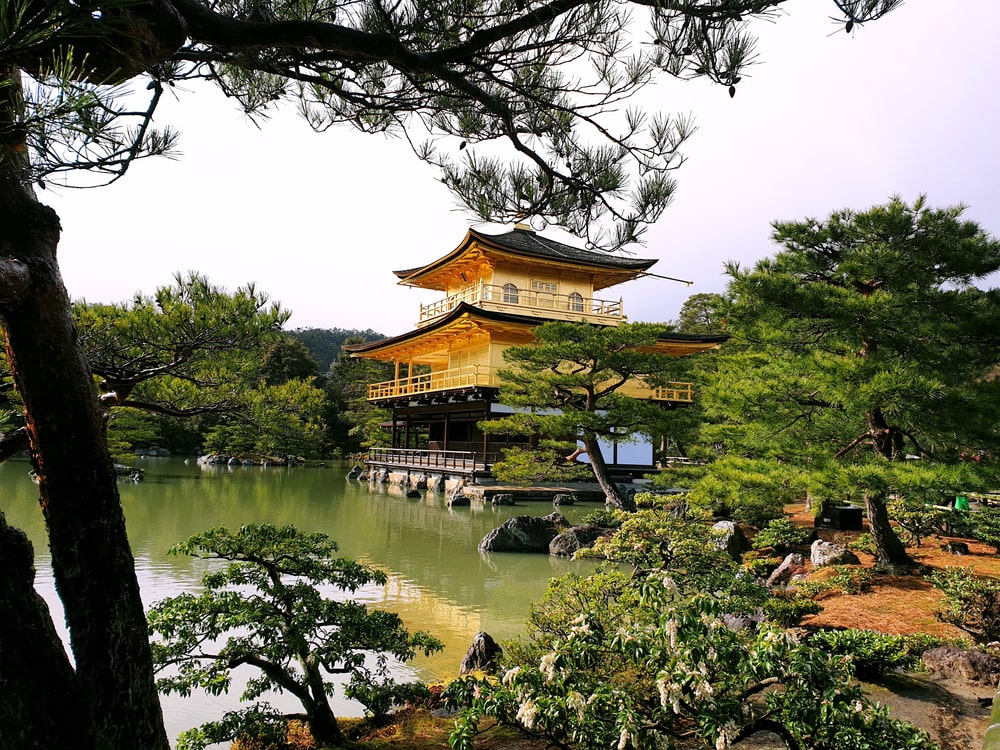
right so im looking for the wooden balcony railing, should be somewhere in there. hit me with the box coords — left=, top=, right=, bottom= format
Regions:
left=368, top=364, right=694, bottom=404
left=417, top=282, right=623, bottom=325
left=367, top=364, right=499, bottom=399
left=366, top=448, right=498, bottom=475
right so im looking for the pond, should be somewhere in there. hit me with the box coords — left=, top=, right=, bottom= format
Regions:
left=1, top=457, right=599, bottom=744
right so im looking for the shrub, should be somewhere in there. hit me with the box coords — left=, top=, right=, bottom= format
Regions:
left=807, top=629, right=943, bottom=680
left=796, top=566, right=874, bottom=598
left=887, top=498, right=944, bottom=548
left=580, top=508, right=624, bottom=529
left=929, top=567, right=1000, bottom=642
left=740, top=550, right=782, bottom=579
left=751, top=518, right=812, bottom=554
left=850, top=533, right=876, bottom=556
left=147, top=525, right=442, bottom=750
left=445, top=586, right=935, bottom=750
left=968, top=509, right=1000, bottom=552
left=763, top=592, right=822, bottom=627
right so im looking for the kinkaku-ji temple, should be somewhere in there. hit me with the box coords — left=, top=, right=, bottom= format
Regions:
left=345, top=223, right=726, bottom=490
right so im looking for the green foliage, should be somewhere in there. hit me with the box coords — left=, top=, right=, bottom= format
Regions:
left=679, top=457, right=800, bottom=527
left=485, top=321, right=699, bottom=505
left=806, top=629, right=944, bottom=680
left=71, top=272, right=330, bottom=457
left=751, top=517, right=812, bottom=554
left=258, top=336, right=319, bottom=387
left=446, top=584, right=935, bottom=750
left=147, top=524, right=442, bottom=748
left=929, top=567, right=1000, bottom=642
left=491, top=443, right=594, bottom=486
left=887, top=498, right=945, bottom=548
left=739, top=550, right=782, bottom=578
left=324, top=335, right=395, bottom=453
left=288, top=328, right=384, bottom=373
left=967, top=509, right=1000, bottom=553
left=579, top=508, right=625, bottom=529
left=704, top=197, right=1000, bottom=567
left=850, top=533, right=877, bottom=556
left=797, top=566, right=875, bottom=597
left=673, top=292, right=729, bottom=335
left=761, top=592, right=821, bottom=627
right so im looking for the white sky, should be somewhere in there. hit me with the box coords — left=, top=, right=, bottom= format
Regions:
left=43, top=0, right=1000, bottom=336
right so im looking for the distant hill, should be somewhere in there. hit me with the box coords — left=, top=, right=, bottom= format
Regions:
left=287, top=327, right=385, bottom=372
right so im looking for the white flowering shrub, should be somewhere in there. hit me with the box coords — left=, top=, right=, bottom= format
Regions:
left=446, top=581, right=936, bottom=750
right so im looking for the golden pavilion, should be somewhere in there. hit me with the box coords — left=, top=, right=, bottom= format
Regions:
left=345, top=224, right=725, bottom=486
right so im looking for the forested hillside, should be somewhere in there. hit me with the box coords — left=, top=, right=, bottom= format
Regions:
left=288, top=328, right=385, bottom=372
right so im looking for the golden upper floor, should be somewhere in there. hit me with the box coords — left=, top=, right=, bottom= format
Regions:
left=395, top=225, right=656, bottom=328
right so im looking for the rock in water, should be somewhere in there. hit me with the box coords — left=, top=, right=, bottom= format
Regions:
left=459, top=631, right=501, bottom=675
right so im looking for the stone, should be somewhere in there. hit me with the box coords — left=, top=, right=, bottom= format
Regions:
left=448, top=492, right=472, bottom=507
left=549, top=525, right=609, bottom=557
left=712, top=520, right=749, bottom=560
left=922, top=646, right=1000, bottom=687
left=479, top=514, right=568, bottom=552
left=414, top=475, right=428, bottom=490
left=941, top=540, right=970, bottom=555
left=406, top=489, right=421, bottom=499
left=810, top=539, right=860, bottom=568
left=459, top=631, right=501, bottom=675
left=491, top=493, right=515, bottom=506
left=552, top=493, right=576, bottom=506
left=766, top=552, right=807, bottom=589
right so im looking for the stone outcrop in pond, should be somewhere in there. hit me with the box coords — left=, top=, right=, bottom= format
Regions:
left=549, top=524, right=611, bottom=557
left=478, top=512, right=567, bottom=552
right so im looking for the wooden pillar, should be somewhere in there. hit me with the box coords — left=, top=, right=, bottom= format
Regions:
left=391, top=407, right=398, bottom=449
left=443, top=411, right=450, bottom=451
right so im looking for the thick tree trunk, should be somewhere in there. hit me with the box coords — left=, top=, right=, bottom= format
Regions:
left=582, top=433, right=635, bottom=512
left=864, top=492, right=913, bottom=570
left=0, top=513, right=90, bottom=749
left=0, top=126, right=168, bottom=747
left=861, top=408, right=913, bottom=569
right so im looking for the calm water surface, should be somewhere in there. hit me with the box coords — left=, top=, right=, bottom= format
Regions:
left=1, top=457, right=597, bottom=744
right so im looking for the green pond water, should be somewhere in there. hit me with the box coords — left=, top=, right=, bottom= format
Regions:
left=1, top=457, right=598, bottom=744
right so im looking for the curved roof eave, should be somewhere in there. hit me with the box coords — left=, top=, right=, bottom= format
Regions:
left=343, top=304, right=730, bottom=356
left=393, top=227, right=657, bottom=282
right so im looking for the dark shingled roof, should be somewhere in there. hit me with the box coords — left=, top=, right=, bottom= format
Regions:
left=394, top=227, right=657, bottom=279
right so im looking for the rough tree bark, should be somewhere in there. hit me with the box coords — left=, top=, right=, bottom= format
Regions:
left=0, top=513, right=90, bottom=749
left=0, top=67, right=169, bottom=749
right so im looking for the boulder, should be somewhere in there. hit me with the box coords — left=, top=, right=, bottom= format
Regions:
left=405, top=489, right=421, bottom=499
left=448, top=492, right=472, bottom=507
left=712, top=520, right=750, bottom=560
left=491, top=493, right=515, bottom=506
left=414, top=475, right=428, bottom=490
left=549, top=525, right=609, bottom=557
left=810, top=539, right=860, bottom=568
left=941, top=540, right=970, bottom=555
left=766, top=553, right=807, bottom=589
left=552, top=493, right=576, bottom=506
left=479, top=514, right=567, bottom=552
left=922, top=646, right=1000, bottom=687
left=459, top=631, right=502, bottom=675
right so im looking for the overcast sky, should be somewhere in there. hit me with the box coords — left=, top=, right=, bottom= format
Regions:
left=42, top=0, right=1000, bottom=336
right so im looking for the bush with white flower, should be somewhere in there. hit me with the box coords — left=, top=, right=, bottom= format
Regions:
left=445, top=578, right=936, bottom=750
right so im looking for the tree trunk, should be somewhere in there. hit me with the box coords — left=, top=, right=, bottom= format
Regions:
left=864, top=492, right=913, bottom=570
left=0, top=97, right=169, bottom=747
left=0, top=513, right=91, bottom=749
left=582, top=433, right=635, bottom=511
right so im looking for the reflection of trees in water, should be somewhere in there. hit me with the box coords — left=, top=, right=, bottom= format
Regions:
left=1, top=458, right=598, bottom=678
